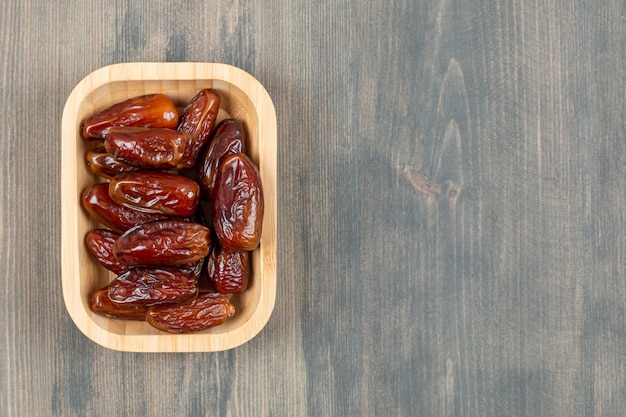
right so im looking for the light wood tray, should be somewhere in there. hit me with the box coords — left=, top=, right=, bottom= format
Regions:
left=61, top=62, right=277, bottom=352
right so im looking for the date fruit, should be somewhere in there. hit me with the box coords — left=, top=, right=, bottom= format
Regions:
left=109, top=171, right=200, bottom=217
left=196, top=119, right=246, bottom=199
left=104, top=127, right=192, bottom=169
left=90, top=285, right=148, bottom=320
left=213, top=153, right=264, bottom=252
left=86, top=147, right=142, bottom=179
left=81, top=183, right=171, bottom=233
left=82, top=93, right=179, bottom=140
left=108, top=267, right=199, bottom=307
left=178, top=259, right=204, bottom=278
left=146, top=292, right=235, bottom=333
left=113, top=219, right=210, bottom=266
left=81, top=93, right=264, bottom=332
left=177, top=89, right=220, bottom=168
left=206, top=246, right=250, bottom=293
left=85, top=229, right=132, bottom=275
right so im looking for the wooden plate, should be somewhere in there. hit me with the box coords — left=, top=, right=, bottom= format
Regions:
left=61, top=62, right=277, bottom=352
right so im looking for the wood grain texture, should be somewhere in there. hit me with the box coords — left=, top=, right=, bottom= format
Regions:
left=1, top=0, right=624, bottom=416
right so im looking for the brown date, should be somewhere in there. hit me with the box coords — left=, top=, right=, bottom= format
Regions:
left=177, top=89, right=220, bottom=168
left=89, top=285, right=148, bottom=320
left=81, top=183, right=172, bottom=233
left=178, top=259, right=204, bottom=278
left=84, top=229, right=132, bottom=275
left=146, top=292, right=235, bottom=333
left=82, top=94, right=179, bottom=140
left=213, top=153, right=264, bottom=252
left=113, top=219, right=210, bottom=266
left=206, top=246, right=250, bottom=293
left=195, top=119, right=247, bottom=199
left=108, top=267, right=199, bottom=307
left=86, top=147, right=142, bottom=179
left=104, top=127, right=192, bottom=169
left=109, top=171, right=200, bottom=217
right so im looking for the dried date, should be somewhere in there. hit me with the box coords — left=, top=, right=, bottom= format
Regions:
left=177, top=89, right=221, bottom=168
left=104, top=127, right=192, bottom=169
left=113, top=219, right=211, bottom=266
left=178, top=259, right=204, bottom=278
left=81, top=183, right=172, bottom=233
left=82, top=94, right=179, bottom=140
left=85, top=229, right=132, bottom=275
left=108, top=267, right=199, bottom=307
left=213, top=153, right=264, bottom=252
left=86, top=147, right=142, bottom=179
left=89, top=285, right=148, bottom=320
left=81, top=93, right=263, bottom=331
left=146, top=292, right=235, bottom=333
left=196, top=119, right=246, bottom=199
left=109, top=171, right=200, bottom=217
left=206, top=246, right=250, bottom=293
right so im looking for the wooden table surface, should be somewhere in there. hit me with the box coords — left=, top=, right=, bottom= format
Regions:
left=1, top=0, right=624, bottom=415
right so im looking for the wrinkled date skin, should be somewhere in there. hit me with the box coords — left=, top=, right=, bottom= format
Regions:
left=108, top=267, right=199, bottom=307
left=213, top=153, right=264, bottom=252
left=109, top=171, right=200, bottom=217
left=177, top=89, right=221, bottom=168
left=206, top=246, right=250, bottom=293
left=81, top=183, right=172, bottom=233
left=146, top=292, right=235, bottom=333
left=86, top=227, right=202, bottom=283
left=196, top=119, right=247, bottom=199
left=90, top=285, right=148, bottom=320
left=178, top=259, right=204, bottom=278
left=82, top=94, right=179, bottom=140
left=113, top=219, right=210, bottom=266
left=85, top=229, right=132, bottom=275
left=104, top=127, right=193, bottom=169
left=86, top=147, right=142, bottom=179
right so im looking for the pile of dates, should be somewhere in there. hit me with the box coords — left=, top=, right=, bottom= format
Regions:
left=80, top=90, right=264, bottom=333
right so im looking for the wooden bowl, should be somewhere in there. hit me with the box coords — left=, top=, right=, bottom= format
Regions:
left=61, top=62, right=277, bottom=352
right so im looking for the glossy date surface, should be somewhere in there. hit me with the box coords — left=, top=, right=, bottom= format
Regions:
left=86, top=147, right=142, bottom=179
left=104, top=127, right=192, bottom=169
left=206, top=246, right=250, bottom=293
left=82, top=94, right=179, bottom=140
left=84, top=229, right=132, bottom=275
left=109, top=171, right=200, bottom=217
left=213, top=153, right=264, bottom=252
left=113, top=219, right=211, bottom=266
left=176, top=89, right=221, bottom=168
left=81, top=183, right=171, bottom=233
left=108, top=267, right=199, bottom=307
left=196, top=119, right=246, bottom=199
left=177, top=259, right=204, bottom=278
left=146, top=292, right=235, bottom=333
left=89, top=285, right=148, bottom=320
